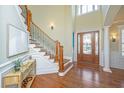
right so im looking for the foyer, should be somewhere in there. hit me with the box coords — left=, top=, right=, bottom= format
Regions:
left=0, top=5, right=124, bottom=88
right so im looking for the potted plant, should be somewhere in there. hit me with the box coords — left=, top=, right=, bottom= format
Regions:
left=14, top=59, right=21, bottom=72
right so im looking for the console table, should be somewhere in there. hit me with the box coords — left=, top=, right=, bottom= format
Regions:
left=3, top=59, right=36, bottom=88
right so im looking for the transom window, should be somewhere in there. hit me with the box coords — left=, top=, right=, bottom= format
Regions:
left=76, top=5, right=99, bottom=15
left=121, top=29, right=124, bottom=56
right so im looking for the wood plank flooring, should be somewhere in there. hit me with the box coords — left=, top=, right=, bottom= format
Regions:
left=31, top=62, right=124, bottom=88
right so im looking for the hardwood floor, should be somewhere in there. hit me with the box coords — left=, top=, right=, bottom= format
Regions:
left=31, top=62, right=124, bottom=88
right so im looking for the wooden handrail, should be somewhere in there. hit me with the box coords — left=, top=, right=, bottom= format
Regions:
left=59, top=45, right=64, bottom=72
left=27, top=10, right=32, bottom=32
left=19, top=5, right=31, bottom=32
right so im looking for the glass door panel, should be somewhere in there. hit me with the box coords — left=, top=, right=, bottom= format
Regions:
left=78, top=34, right=80, bottom=54
left=83, top=33, right=92, bottom=54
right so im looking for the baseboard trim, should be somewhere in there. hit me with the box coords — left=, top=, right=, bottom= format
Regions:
left=58, top=64, right=73, bottom=76
left=103, top=67, right=112, bottom=73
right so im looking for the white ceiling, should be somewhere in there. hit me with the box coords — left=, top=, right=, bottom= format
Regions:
left=114, top=5, right=124, bottom=22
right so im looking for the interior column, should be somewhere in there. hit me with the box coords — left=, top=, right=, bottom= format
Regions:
left=103, top=26, right=112, bottom=73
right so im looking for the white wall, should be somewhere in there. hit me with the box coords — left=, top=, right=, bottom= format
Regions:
left=75, top=9, right=103, bottom=32
left=0, top=5, right=29, bottom=87
left=28, top=5, right=73, bottom=57
left=109, top=23, right=124, bottom=69
left=0, top=5, right=28, bottom=65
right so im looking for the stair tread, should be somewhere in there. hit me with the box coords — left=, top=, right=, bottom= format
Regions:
left=50, top=54, right=55, bottom=59
left=29, top=39, right=36, bottom=41
left=44, top=53, right=51, bottom=56
left=30, top=42, right=40, bottom=45
left=34, top=46, right=43, bottom=48
left=39, top=49, right=47, bottom=52
left=63, top=59, right=70, bottom=64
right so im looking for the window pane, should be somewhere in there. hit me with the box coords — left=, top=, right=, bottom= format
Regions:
left=83, top=34, right=92, bottom=54
left=94, top=5, right=98, bottom=10
left=122, top=52, right=124, bottom=56
left=82, top=5, right=87, bottom=14
left=88, top=5, right=93, bottom=12
left=77, top=6, right=81, bottom=15
left=122, top=44, right=124, bottom=51
left=95, top=32, right=98, bottom=55
left=76, top=5, right=98, bottom=15
left=122, top=30, right=124, bottom=43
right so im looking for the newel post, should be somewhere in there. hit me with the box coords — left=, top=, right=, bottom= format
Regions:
left=55, top=41, right=59, bottom=63
left=59, top=45, right=64, bottom=72
left=27, top=9, right=32, bottom=32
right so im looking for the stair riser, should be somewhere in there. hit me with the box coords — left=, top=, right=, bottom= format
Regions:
left=49, top=59, right=54, bottom=63
left=40, top=52, right=46, bottom=56
left=29, top=44, right=36, bottom=48
left=29, top=41, right=35, bottom=43
left=29, top=36, right=32, bottom=39
left=33, top=48, right=41, bottom=52
left=44, top=56, right=50, bottom=59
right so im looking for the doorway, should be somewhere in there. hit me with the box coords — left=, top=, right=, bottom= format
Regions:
left=77, top=31, right=99, bottom=64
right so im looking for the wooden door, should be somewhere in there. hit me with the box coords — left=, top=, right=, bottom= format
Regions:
left=77, top=31, right=99, bottom=64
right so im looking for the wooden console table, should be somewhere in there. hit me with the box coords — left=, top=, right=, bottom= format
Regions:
left=3, top=59, right=36, bottom=88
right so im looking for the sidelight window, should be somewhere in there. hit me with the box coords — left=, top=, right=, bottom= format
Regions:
left=121, top=29, right=124, bottom=56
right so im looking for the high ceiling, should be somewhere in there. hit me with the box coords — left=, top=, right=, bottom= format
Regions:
left=114, top=5, right=124, bottom=22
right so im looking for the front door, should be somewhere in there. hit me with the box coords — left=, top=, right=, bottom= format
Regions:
left=77, top=31, right=99, bottom=64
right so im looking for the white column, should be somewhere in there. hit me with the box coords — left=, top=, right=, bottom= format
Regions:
left=99, top=29, right=104, bottom=66
left=103, top=26, right=112, bottom=73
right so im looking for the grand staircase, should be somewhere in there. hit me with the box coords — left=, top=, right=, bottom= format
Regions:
left=29, top=35, right=59, bottom=74
left=19, top=5, right=73, bottom=76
